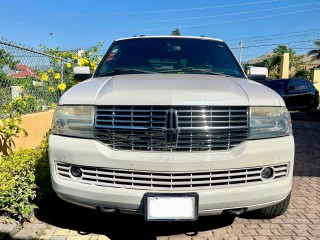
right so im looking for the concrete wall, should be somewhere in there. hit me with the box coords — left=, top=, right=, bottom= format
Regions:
left=12, top=110, right=54, bottom=150
left=311, top=68, right=320, bottom=92
left=280, top=52, right=289, bottom=79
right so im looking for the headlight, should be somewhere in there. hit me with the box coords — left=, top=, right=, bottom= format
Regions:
left=249, top=107, right=292, bottom=139
left=51, top=106, right=94, bottom=138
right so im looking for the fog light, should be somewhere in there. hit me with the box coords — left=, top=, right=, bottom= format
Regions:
left=261, top=167, right=274, bottom=179
left=70, top=166, right=82, bottom=178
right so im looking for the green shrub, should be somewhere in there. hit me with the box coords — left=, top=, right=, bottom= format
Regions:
left=0, top=138, right=51, bottom=222
left=6, top=95, right=41, bottom=115
left=0, top=113, right=28, bottom=157
left=34, top=139, right=52, bottom=202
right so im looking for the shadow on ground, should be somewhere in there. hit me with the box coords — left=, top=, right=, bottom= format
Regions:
left=292, top=119, right=320, bottom=177
left=35, top=196, right=235, bottom=240
left=33, top=118, right=319, bottom=239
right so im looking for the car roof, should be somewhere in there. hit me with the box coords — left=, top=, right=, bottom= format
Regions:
left=115, top=35, right=224, bottom=42
left=273, top=77, right=307, bottom=81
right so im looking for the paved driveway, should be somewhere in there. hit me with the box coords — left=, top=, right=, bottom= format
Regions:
left=2, top=120, right=320, bottom=240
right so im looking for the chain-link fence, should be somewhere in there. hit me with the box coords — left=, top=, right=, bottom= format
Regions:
left=0, top=38, right=70, bottom=118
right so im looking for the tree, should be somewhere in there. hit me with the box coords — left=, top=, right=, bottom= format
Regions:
left=0, top=49, right=19, bottom=70
left=273, top=45, right=295, bottom=56
left=262, top=45, right=304, bottom=79
left=0, top=49, right=20, bottom=114
left=308, top=40, right=320, bottom=60
left=294, top=69, right=310, bottom=79
left=171, top=28, right=181, bottom=36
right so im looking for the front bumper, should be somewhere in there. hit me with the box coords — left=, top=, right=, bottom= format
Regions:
left=49, top=134, right=294, bottom=216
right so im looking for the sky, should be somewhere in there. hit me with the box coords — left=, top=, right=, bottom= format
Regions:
left=1, top=0, right=319, bottom=63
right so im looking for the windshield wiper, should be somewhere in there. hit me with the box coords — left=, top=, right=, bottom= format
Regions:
left=96, top=68, right=155, bottom=77
left=159, top=67, right=231, bottom=77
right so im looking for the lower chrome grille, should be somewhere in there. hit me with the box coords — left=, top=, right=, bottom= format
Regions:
left=95, top=106, right=248, bottom=151
left=56, top=162, right=289, bottom=191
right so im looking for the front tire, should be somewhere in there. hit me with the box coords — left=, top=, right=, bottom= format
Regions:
left=250, top=192, right=291, bottom=219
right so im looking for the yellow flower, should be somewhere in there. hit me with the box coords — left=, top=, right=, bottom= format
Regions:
left=78, top=59, right=85, bottom=66
left=93, top=48, right=98, bottom=53
left=87, top=52, right=91, bottom=57
left=66, top=62, right=72, bottom=68
left=61, top=52, right=68, bottom=58
left=57, top=59, right=61, bottom=63
left=40, top=73, right=48, bottom=81
left=89, top=62, right=97, bottom=70
left=58, top=83, right=66, bottom=91
left=48, top=86, right=55, bottom=92
left=48, top=68, right=54, bottom=74
left=79, top=58, right=89, bottom=66
left=54, top=73, right=61, bottom=80
left=71, top=54, right=78, bottom=60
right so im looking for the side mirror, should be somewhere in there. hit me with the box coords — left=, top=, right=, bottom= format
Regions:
left=74, top=66, right=92, bottom=81
left=247, top=67, right=268, bottom=82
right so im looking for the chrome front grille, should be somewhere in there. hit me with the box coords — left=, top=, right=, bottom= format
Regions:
left=95, top=106, right=248, bottom=151
left=56, top=162, right=289, bottom=191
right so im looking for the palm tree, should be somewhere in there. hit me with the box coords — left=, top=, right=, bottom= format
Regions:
left=262, top=45, right=303, bottom=79
left=308, top=40, right=320, bottom=60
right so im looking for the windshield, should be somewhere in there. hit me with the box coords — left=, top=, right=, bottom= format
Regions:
left=264, top=80, right=288, bottom=90
left=95, top=37, right=245, bottom=78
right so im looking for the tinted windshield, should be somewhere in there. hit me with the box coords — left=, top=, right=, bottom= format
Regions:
left=95, top=37, right=245, bottom=78
left=264, top=80, right=288, bottom=90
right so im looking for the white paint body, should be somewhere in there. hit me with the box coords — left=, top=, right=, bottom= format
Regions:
left=49, top=36, right=294, bottom=218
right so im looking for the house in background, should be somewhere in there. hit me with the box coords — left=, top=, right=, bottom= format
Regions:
left=245, top=52, right=320, bottom=91
left=245, top=52, right=274, bottom=67
left=9, top=64, right=39, bottom=79
left=300, top=55, right=320, bottom=69
left=245, top=52, right=320, bottom=69
left=8, top=65, right=39, bottom=99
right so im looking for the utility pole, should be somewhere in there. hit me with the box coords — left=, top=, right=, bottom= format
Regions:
left=239, top=41, right=243, bottom=65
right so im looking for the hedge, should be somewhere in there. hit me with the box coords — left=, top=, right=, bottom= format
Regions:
left=0, top=139, right=52, bottom=222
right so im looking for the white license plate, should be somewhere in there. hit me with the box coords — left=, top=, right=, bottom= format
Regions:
left=145, top=194, right=198, bottom=221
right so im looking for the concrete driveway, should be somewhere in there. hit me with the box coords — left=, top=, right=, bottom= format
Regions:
left=1, top=120, right=319, bottom=240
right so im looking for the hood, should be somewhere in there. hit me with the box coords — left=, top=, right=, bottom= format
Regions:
left=59, top=74, right=284, bottom=106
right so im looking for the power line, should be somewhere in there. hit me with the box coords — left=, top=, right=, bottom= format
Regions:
left=226, top=28, right=320, bottom=43
left=0, top=0, right=283, bottom=18
left=126, top=8, right=320, bottom=34
left=1, top=1, right=314, bottom=30
left=244, top=39, right=317, bottom=48
left=73, top=2, right=320, bottom=26
left=9, top=7, right=320, bottom=36
left=112, top=2, right=320, bottom=25
left=292, top=47, right=315, bottom=49
left=228, top=32, right=320, bottom=49
left=236, top=32, right=319, bottom=44
left=273, top=1, right=320, bottom=34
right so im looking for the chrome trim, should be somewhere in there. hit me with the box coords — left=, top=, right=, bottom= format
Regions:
left=56, top=162, right=289, bottom=191
left=95, top=106, right=248, bottom=151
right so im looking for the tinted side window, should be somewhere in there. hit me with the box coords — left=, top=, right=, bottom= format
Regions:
left=290, top=80, right=308, bottom=90
left=305, top=80, right=313, bottom=89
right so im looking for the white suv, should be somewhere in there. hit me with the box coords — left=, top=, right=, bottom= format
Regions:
left=49, top=36, right=294, bottom=221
